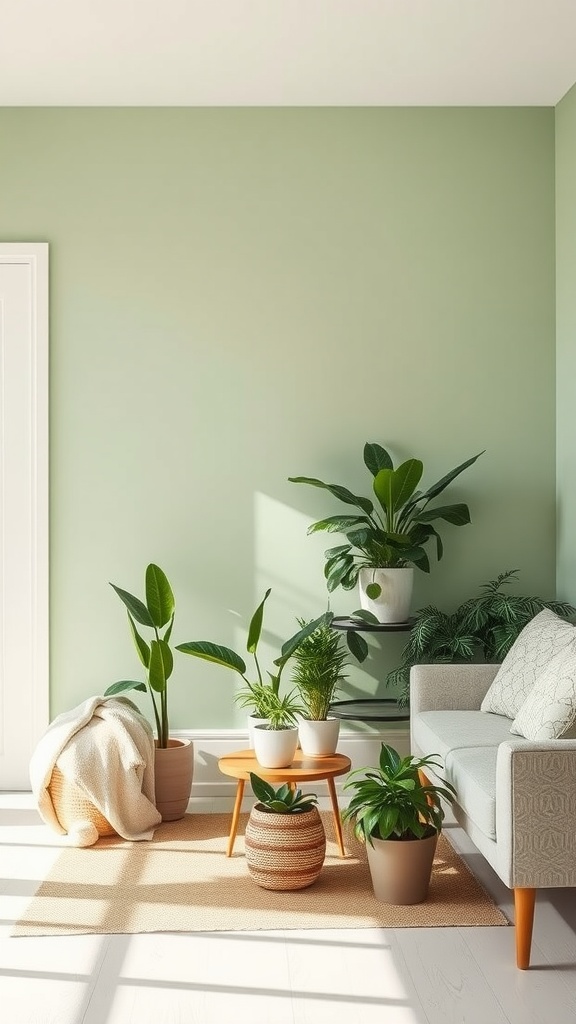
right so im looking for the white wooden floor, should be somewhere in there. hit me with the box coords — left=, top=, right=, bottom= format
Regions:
left=1, top=792, right=576, bottom=1024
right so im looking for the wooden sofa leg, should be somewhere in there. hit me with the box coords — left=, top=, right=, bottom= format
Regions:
left=514, top=887, right=536, bottom=969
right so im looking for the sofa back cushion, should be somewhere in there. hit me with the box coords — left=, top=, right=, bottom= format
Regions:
left=480, top=609, right=576, bottom=719
left=510, top=643, right=576, bottom=740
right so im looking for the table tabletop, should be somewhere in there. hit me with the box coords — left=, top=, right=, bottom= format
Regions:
left=218, top=748, right=351, bottom=783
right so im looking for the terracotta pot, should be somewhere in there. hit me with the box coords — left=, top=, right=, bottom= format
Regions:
left=245, top=804, right=326, bottom=890
left=365, top=829, right=438, bottom=904
left=253, top=724, right=299, bottom=768
left=154, top=738, right=194, bottom=821
left=358, top=566, right=414, bottom=623
left=298, top=717, right=340, bottom=757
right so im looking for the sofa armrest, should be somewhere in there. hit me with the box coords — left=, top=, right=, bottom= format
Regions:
left=496, top=738, right=576, bottom=888
left=409, top=663, right=500, bottom=713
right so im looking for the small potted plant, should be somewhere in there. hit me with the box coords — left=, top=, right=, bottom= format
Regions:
left=289, top=442, right=483, bottom=623
left=177, top=588, right=331, bottom=747
left=387, top=569, right=576, bottom=705
left=291, top=617, right=348, bottom=756
left=104, top=563, right=193, bottom=821
left=341, top=743, right=456, bottom=904
left=251, top=687, right=304, bottom=767
left=245, top=773, right=326, bottom=890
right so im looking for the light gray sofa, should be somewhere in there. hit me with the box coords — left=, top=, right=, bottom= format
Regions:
left=410, top=662, right=576, bottom=969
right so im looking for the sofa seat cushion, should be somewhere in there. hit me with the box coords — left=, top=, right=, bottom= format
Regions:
left=444, top=746, right=498, bottom=840
left=412, top=709, right=513, bottom=762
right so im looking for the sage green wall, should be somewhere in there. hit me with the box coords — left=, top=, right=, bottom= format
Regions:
left=0, top=108, right=556, bottom=729
left=556, top=84, right=576, bottom=605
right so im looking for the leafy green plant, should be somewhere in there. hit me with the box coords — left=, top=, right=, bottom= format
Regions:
left=104, top=563, right=176, bottom=748
left=289, top=442, right=483, bottom=596
left=387, top=569, right=576, bottom=705
left=250, top=773, right=319, bottom=814
left=253, top=687, right=304, bottom=729
left=291, top=617, right=348, bottom=720
left=176, top=589, right=332, bottom=717
left=341, top=743, right=456, bottom=845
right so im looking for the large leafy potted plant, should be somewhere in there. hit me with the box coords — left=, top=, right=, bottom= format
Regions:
left=341, top=743, right=456, bottom=904
left=387, top=569, right=576, bottom=705
left=289, top=442, right=483, bottom=623
left=176, top=588, right=332, bottom=747
left=104, top=563, right=193, bottom=821
left=290, top=616, right=349, bottom=756
left=245, top=773, right=326, bottom=890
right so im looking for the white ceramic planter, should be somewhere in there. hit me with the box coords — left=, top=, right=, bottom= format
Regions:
left=247, top=714, right=270, bottom=748
left=253, top=724, right=299, bottom=768
left=297, top=717, right=341, bottom=757
left=358, top=567, right=414, bottom=623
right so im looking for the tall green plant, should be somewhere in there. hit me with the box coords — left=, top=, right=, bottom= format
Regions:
left=289, top=442, right=483, bottom=597
left=104, top=563, right=176, bottom=748
left=177, top=589, right=332, bottom=716
left=291, top=617, right=348, bottom=720
left=387, top=569, right=576, bottom=705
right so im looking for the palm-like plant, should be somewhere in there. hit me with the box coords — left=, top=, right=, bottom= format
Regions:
left=387, top=569, right=576, bottom=705
left=291, top=617, right=348, bottom=720
left=341, top=743, right=456, bottom=845
left=289, top=442, right=483, bottom=596
left=104, top=563, right=176, bottom=748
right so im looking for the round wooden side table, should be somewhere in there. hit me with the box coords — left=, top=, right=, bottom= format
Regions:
left=218, top=748, right=352, bottom=858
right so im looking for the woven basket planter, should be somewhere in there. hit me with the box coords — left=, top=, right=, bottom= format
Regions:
left=244, top=804, right=326, bottom=891
left=48, top=765, right=117, bottom=837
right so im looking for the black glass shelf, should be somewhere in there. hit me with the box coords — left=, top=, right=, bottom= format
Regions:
left=331, top=616, right=415, bottom=633
left=329, top=698, right=410, bottom=722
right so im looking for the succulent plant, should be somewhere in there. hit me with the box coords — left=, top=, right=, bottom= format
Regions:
left=249, top=773, right=319, bottom=814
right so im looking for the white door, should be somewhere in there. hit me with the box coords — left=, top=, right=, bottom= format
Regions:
left=0, top=244, right=49, bottom=789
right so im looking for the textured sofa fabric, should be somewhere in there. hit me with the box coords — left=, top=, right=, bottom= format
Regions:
left=410, top=663, right=576, bottom=889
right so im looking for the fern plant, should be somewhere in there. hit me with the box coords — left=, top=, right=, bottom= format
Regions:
left=291, top=617, right=349, bottom=719
left=387, top=570, right=576, bottom=705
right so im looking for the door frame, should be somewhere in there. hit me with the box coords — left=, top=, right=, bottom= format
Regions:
left=0, top=243, right=49, bottom=787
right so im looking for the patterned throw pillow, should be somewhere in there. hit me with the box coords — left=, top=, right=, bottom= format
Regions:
left=480, top=609, right=576, bottom=719
left=510, top=643, right=576, bottom=740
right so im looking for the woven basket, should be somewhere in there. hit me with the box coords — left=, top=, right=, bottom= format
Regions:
left=244, top=805, right=326, bottom=890
left=48, top=765, right=117, bottom=837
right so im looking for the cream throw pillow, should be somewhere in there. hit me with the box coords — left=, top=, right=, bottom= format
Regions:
left=480, top=609, right=576, bottom=719
left=510, top=643, right=576, bottom=740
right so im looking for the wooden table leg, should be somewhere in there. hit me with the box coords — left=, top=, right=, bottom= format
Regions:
left=226, top=778, right=245, bottom=857
left=326, top=776, right=346, bottom=857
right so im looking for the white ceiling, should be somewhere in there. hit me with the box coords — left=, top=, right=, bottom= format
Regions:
left=1, top=0, right=576, bottom=107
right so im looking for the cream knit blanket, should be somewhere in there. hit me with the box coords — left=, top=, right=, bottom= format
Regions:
left=30, top=696, right=162, bottom=846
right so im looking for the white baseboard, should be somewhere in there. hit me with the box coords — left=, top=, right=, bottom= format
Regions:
left=170, top=726, right=410, bottom=797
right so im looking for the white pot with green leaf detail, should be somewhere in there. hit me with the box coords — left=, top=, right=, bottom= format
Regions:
left=358, top=566, right=414, bottom=624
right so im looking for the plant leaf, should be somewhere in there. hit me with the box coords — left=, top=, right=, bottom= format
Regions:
left=363, top=442, right=393, bottom=476
left=148, top=639, right=169, bottom=693
left=247, top=588, right=271, bottom=654
left=417, top=503, right=471, bottom=526
left=176, top=640, right=247, bottom=674
left=289, top=476, right=374, bottom=516
left=145, top=563, right=175, bottom=628
left=128, top=612, right=150, bottom=668
left=104, top=679, right=147, bottom=697
left=110, top=583, right=155, bottom=627
left=346, top=630, right=368, bottom=662
left=418, top=451, right=484, bottom=503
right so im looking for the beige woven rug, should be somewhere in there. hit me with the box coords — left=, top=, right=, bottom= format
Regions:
left=13, top=813, right=509, bottom=936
